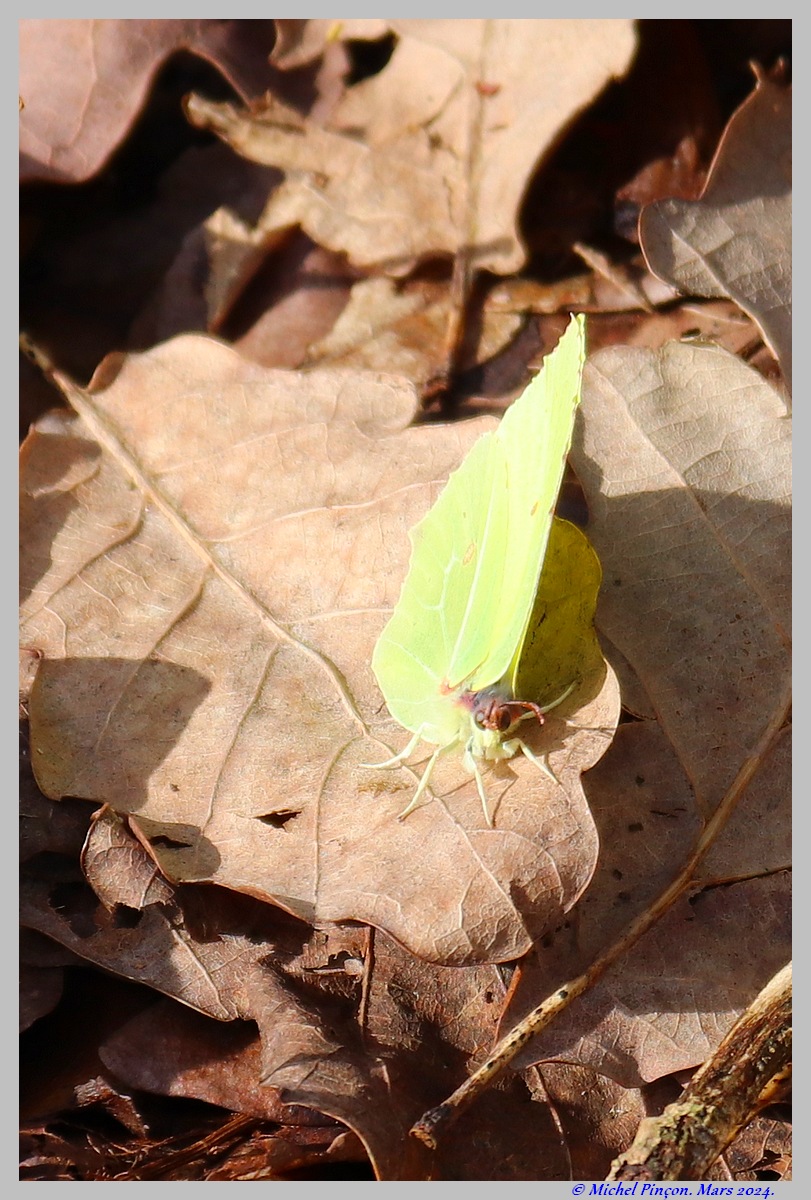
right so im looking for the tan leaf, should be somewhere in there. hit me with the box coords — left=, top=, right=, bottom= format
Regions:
left=538, top=1064, right=681, bottom=1180
left=640, top=76, right=791, bottom=390
left=495, top=338, right=790, bottom=1084
left=20, top=337, right=617, bottom=965
left=579, top=339, right=790, bottom=815
left=507, top=872, right=789, bottom=1088
left=19, top=19, right=277, bottom=184
left=500, top=718, right=789, bottom=1084
left=187, top=19, right=637, bottom=275
left=304, top=276, right=522, bottom=391
left=723, top=1114, right=792, bottom=1180
left=82, top=807, right=175, bottom=912
left=699, top=726, right=790, bottom=883
left=20, top=809, right=336, bottom=1038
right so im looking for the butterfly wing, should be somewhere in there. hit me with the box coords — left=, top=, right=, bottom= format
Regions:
left=450, top=314, right=585, bottom=693
left=371, top=431, right=508, bottom=745
left=371, top=314, right=586, bottom=745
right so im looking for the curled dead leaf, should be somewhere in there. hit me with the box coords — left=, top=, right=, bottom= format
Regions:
left=640, top=75, right=791, bottom=391
left=188, top=19, right=637, bottom=276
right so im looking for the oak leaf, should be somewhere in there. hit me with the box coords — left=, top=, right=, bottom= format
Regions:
left=640, top=76, right=791, bottom=390
left=20, top=338, right=617, bottom=966
left=188, top=19, right=637, bottom=276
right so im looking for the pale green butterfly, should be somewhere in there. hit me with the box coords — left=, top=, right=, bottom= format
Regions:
left=366, top=314, right=587, bottom=825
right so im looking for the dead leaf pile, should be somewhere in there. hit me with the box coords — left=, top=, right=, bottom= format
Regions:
left=20, top=18, right=790, bottom=1182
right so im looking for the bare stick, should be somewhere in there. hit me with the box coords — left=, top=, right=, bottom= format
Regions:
left=410, top=690, right=790, bottom=1149
left=608, top=962, right=791, bottom=1180
left=423, top=34, right=493, bottom=406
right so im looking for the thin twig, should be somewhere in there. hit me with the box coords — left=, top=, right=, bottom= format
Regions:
left=358, top=924, right=375, bottom=1035
left=423, top=28, right=492, bottom=406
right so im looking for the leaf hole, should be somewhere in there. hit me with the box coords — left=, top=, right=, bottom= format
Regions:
left=345, top=32, right=397, bottom=86
left=112, top=904, right=143, bottom=929
left=257, top=810, right=301, bottom=830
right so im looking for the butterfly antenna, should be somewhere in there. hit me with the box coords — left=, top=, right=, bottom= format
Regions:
left=539, top=680, right=577, bottom=714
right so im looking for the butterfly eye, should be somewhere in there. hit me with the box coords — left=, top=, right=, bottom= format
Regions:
left=496, top=709, right=512, bottom=732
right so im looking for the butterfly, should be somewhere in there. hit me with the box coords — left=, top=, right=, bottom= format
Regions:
left=365, top=315, right=587, bottom=825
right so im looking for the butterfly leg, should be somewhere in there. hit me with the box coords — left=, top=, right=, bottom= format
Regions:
left=397, top=745, right=445, bottom=820
left=360, top=726, right=425, bottom=769
left=506, top=737, right=561, bottom=786
left=463, top=742, right=495, bottom=827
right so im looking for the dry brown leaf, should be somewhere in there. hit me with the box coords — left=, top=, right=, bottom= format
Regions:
left=304, top=276, right=522, bottom=391
left=579, top=339, right=790, bottom=816
left=228, top=240, right=358, bottom=369
left=538, top=1064, right=681, bottom=1180
left=19, top=19, right=278, bottom=184
left=640, top=76, right=791, bottom=390
left=82, top=807, right=176, bottom=912
left=20, top=867, right=269, bottom=1025
left=699, top=726, right=790, bottom=883
left=20, top=338, right=617, bottom=966
left=508, top=873, right=789, bottom=1090
left=723, top=1114, right=792, bottom=1180
left=252, top=929, right=571, bottom=1179
left=124, top=148, right=287, bottom=349
left=21, top=805, right=324, bottom=1028
left=187, top=19, right=637, bottom=276
left=21, top=810, right=568, bottom=1178
left=619, top=301, right=762, bottom=359
left=99, top=999, right=341, bottom=1127
left=19, top=963, right=64, bottom=1033
left=491, top=338, right=790, bottom=1085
